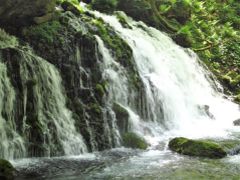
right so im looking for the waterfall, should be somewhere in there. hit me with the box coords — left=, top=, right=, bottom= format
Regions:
left=0, top=4, right=240, bottom=161
left=0, top=62, right=26, bottom=159
left=92, top=10, right=240, bottom=142
left=0, top=48, right=87, bottom=159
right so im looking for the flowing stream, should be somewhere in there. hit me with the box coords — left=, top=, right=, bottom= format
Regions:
left=2, top=5, right=240, bottom=179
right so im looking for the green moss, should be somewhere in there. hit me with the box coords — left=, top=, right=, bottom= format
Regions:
left=122, top=132, right=148, bottom=150
left=0, top=159, right=15, bottom=180
left=88, top=17, right=141, bottom=89
left=0, top=29, right=19, bottom=49
left=113, top=103, right=129, bottom=134
left=115, top=12, right=132, bottom=29
left=169, top=137, right=227, bottom=159
left=234, top=94, right=240, bottom=103
left=22, top=20, right=61, bottom=44
left=95, top=84, right=105, bottom=97
left=89, top=103, right=102, bottom=115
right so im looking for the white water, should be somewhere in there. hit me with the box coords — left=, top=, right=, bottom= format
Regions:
left=0, top=62, right=26, bottom=159
left=92, top=10, right=240, bottom=144
left=20, top=50, right=88, bottom=156
left=0, top=49, right=87, bottom=159
left=95, top=35, right=130, bottom=146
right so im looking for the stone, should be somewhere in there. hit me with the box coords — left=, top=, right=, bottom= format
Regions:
left=169, top=137, right=227, bottom=158
left=122, top=132, right=148, bottom=150
left=0, top=159, right=15, bottom=180
left=233, top=119, right=240, bottom=126
left=198, top=105, right=215, bottom=119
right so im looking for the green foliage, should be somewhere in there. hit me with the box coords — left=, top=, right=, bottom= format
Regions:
left=122, top=132, right=148, bottom=150
left=0, top=29, right=19, bottom=49
left=169, top=137, right=227, bottom=158
left=95, top=84, right=105, bottom=98
left=157, top=0, right=240, bottom=97
left=22, top=21, right=61, bottom=44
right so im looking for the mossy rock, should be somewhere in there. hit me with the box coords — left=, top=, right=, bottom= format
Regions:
left=169, top=137, right=227, bottom=159
left=0, top=29, right=19, bottom=49
left=0, top=159, right=15, bottom=180
left=22, top=20, right=62, bottom=44
left=95, top=84, right=105, bottom=98
left=122, top=132, right=148, bottom=150
left=234, top=94, right=240, bottom=103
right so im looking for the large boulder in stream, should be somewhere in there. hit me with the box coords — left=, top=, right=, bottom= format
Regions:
left=122, top=132, right=148, bottom=150
left=169, top=137, right=227, bottom=159
left=0, top=159, right=15, bottom=180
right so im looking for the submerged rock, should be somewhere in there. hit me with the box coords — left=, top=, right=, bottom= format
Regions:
left=233, top=119, right=240, bottom=126
left=122, top=132, right=148, bottom=150
left=168, top=137, right=227, bottom=159
left=0, top=159, right=15, bottom=180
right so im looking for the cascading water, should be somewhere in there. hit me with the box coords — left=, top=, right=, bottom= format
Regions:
left=6, top=4, right=240, bottom=179
left=92, top=10, right=240, bottom=143
left=0, top=48, right=87, bottom=159
left=19, top=50, right=87, bottom=156
left=0, top=62, right=26, bottom=159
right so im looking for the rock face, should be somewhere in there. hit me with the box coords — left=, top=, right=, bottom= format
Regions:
left=113, top=103, right=129, bottom=135
left=0, top=159, right=15, bottom=180
left=0, top=0, right=56, bottom=27
left=169, top=137, right=227, bottom=159
left=0, top=3, right=146, bottom=157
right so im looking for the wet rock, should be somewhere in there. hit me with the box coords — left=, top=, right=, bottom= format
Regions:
left=198, top=105, right=215, bottom=119
left=0, top=159, right=15, bottom=180
left=169, top=137, right=227, bottom=158
left=113, top=103, right=129, bottom=134
left=61, top=1, right=81, bottom=15
left=233, top=119, right=240, bottom=126
left=122, top=132, right=148, bottom=150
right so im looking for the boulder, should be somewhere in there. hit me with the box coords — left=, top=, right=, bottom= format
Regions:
left=0, top=159, right=15, bottom=180
left=233, top=119, right=240, bottom=126
left=198, top=105, right=215, bottom=119
left=168, top=137, right=227, bottom=158
left=0, top=0, right=56, bottom=27
left=122, top=132, right=148, bottom=150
